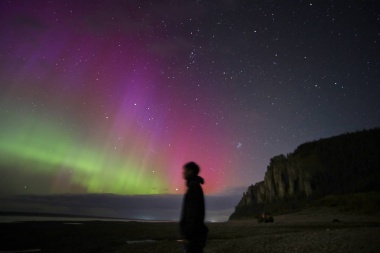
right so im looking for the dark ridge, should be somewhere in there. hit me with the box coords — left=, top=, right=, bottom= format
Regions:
left=230, top=127, right=380, bottom=220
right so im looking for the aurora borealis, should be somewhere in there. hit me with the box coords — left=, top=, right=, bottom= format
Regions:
left=0, top=0, right=234, bottom=196
left=0, top=0, right=379, bottom=220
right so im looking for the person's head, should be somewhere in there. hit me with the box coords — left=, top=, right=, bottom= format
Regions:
left=183, top=161, right=200, bottom=179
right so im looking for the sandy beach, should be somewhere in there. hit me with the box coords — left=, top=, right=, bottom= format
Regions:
left=1, top=210, right=379, bottom=253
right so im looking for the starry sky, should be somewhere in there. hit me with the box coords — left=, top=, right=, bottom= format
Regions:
left=0, top=0, right=379, bottom=221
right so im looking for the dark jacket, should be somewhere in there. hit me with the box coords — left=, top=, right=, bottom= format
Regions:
left=180, top=175, right=208, bottom=242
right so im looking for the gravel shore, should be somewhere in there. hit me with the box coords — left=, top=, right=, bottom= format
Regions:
left=1, top=212, right=379, bottom=253
left=207, top=225, right=380, bottom=253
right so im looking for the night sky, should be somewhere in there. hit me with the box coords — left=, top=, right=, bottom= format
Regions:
left=0, top=0, right=379, bottom=221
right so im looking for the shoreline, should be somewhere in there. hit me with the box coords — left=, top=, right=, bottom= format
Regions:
left=0, top=215, right=176, bottom=223
left=0, top=211, right=176, bottom=223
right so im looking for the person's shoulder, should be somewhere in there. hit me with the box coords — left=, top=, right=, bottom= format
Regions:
left=188, top=181, right=201, bottom=188
left=188, top=181, right=204, bottom=193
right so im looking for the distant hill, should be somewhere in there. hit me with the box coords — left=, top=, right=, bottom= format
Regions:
left=229, top=128, right=380, bottom=220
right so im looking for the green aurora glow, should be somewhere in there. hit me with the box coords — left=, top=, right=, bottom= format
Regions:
left=0, top=114, right=166, bottom=194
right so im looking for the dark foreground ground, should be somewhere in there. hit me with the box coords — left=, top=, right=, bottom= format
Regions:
left=1, top=212, right=380, bottom=253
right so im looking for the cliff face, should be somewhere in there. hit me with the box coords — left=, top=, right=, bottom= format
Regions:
left=230, top=128, right=380, bottom=219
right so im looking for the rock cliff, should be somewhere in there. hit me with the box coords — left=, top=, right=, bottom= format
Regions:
left=230, top=128, right=380, bottom=219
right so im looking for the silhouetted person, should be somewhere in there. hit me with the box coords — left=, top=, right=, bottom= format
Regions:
left=179, top=162, right=208, bottom=253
